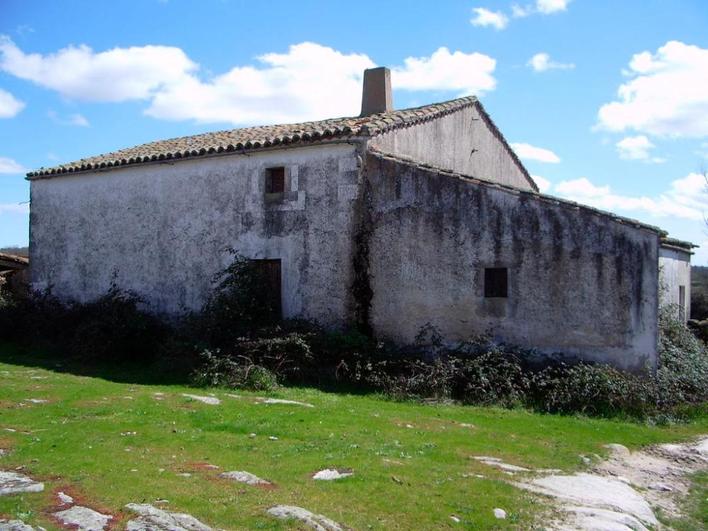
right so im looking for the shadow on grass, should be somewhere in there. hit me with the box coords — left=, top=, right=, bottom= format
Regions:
left=0, top=341, right=380, bottom=397
left=0, top=341, right=192, bottom=386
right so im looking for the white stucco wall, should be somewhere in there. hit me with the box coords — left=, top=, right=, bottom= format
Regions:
left=364, top=154, right=660, bottom=373
left=30, top=142, right=362, bottom=325
left=369, top=103, right=534, bottom=191
left=659, top=246, right=691, bottom=321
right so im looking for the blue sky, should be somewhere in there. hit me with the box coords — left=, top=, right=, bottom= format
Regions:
left=1, top=0, right=707, bottom=261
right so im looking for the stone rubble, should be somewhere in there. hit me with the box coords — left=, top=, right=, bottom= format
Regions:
left=0, top=471, right=44, bottom=496
left=53, top=506, right=112, bottom=531
left=57, top=491, right=74, bottom=505
left=258, top=398, right=315, bottom=408
left=181, top=394, right=221, bottom=405
left=219, top=470, right=272, bottom=486
left=266, top=505, right=343, bottom=531
left=312, top=468, right=353, bottom=481
left=125, top=503, right=212, bottom=531
left=0, top=520, right=44, bottom=531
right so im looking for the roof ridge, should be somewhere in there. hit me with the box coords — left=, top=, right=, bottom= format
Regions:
left=27, top=96, right=478, bottom=179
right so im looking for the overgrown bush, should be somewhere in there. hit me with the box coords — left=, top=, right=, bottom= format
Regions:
left=191, top=349, right=278, bottom=391
left=657, top=305, right=708, bottom=408
left=193, top=250, right=280, bottom=346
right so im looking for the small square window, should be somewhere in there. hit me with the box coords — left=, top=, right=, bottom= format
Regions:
left=484, top=267, right=508, bottom=298
left=266, top=167, right=286, bottom=194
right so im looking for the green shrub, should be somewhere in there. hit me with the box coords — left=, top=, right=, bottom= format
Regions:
left=657, top=306, right=708, bottom=408
left=194, top=250, right=281, bottom=346
left=191, top=349, right=278, bottom=391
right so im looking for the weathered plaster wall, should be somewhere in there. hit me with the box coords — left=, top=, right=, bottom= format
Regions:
left=364, top=153, right=660, bottom=372
left=659, top=246, right=691, bottom=321
left=30, top=143, right=362, bottom=325
left=368, top=103, right=534, bottom=191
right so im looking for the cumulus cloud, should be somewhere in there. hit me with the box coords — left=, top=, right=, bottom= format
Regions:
left=527, top=52, right=574, bottom=72
left=536, top=0, right=571, bottom=14
left=512, top=0, right=571, bottom=18
left=0, top=35, right=197, bottom=102
left=554, top=172, right=707, bottom=220
left=511, top=142, right=561, bottom=163
left=597, top=41, right=708, bottom=137
left=1, top=37, right=498, bottom=126
left=0, top=156, right=27, bottom=174
left=392, top=47, right=496, bottom=95
left=615, top=135, right=665, bottom=163
left=532, top=174, right=552, bottom=193
left=0, top=87, right=24, bottom=118
left=470, top=8, right=508, bottom=30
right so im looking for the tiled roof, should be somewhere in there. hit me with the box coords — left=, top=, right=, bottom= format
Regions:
left=660, top=237, right=697, bottom=252
left=28, top=97, right=480, bottom=178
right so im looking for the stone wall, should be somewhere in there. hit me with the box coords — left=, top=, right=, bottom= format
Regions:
left=363, top=152, right=661, bottom=373
left=369, top=102, right=535, bottom=191
left=659, top=245, right=692, bottom=321
left=30, top=142, right=362, bottom=325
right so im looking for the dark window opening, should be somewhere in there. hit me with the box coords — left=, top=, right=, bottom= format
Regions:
left=679, top=285, right=686, bottom=321
left=484, top=267, right=508, bottom=298
left=266, top=167, right=286, bottom=194
left=253, top=259, right=282, bottom=319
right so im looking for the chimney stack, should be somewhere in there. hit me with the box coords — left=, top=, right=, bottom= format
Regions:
left=360, top=67, right=393, bottom=116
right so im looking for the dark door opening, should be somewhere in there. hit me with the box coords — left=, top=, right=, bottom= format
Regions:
left=253, top=259, right=282, bottom=319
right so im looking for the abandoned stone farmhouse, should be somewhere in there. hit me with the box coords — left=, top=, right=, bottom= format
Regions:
left=28, top=67, right=692, bottom=373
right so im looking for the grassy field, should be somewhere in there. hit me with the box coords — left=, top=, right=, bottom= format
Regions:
left=0, top=342, right=707, bottom=530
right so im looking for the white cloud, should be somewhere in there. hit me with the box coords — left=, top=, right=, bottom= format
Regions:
left=470, top=8, right=509, bottom=30
left=392, top=47, right=496, bottom=95
left=0, top=38, right=498, bottom=126
left=0, top=156, right=27, bottom=174
left=597, top=41, right=708, bottom=137
left=0, top=88, right=24, bottom=118
left=554, top=172, right=707, bottom=220
left=532, top=174, right=551, bottom=193
left=0, top=35, right=197, bottom=102
left=536, top=0, right=571, bottom=14
left=615, top=135, right=665, bottom=163
left=146, top=42, right=374, bottom=124
left=511, top=142, right=561, bottom=163
left=48, top=110, right=90, bottom=127
left=512, top=0, right=571, bottom=18
left=527, top=52, right=574, bottom=72
left=0, top=203, right=29, bottom=215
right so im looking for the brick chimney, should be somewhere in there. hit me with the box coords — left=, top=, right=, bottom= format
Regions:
left=360, top=67, right=393, bottom=116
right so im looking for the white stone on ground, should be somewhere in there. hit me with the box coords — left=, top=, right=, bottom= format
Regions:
left=53, top=506, right=112, bottom=531
left=0, top=471, right=44, bottom=496
left=259, top=398, right=314, bottom=408
left=517, top=473, right=658, bottom=527
left=267, top=505, right=343, bottom=531
left=493, top=508, right=506, bottom=519
left=125, top=503, right=212, bottom=531
left=472, top=456, right=531, bottom=473
left=562, top=506, right=650, bottom=531
left=23, top=399, right=48, bottom=404
left=57, top=491, right=74, bottom=504
left=181, top=394, right=220, bottom=405
left=0, top=520, right=43, bottom=531
left=312, top=468, right=353, bottom=481
left=0, top=450, right=6, bottom=458
left=219, top=471, right=271, bottom=486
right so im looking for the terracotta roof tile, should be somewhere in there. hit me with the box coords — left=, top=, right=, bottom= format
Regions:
left=28, top=97, right=478, bottom=178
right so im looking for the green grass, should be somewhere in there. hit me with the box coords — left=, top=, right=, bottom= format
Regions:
left=0, top=343, right=707, bottom=530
